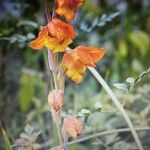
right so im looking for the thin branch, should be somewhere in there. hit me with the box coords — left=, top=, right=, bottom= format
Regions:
left=48, top=127, right=150, bottom=150
left=88, top=67, right=144, bottom=150
left=45, top=0, right=51, bottom=22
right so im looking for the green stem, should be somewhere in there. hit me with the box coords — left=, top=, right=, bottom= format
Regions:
left=88, top=67, right=143, bottom=150
left=56, top=123, right=63, bottom=145
left=47, top=49, right=63, bottom=146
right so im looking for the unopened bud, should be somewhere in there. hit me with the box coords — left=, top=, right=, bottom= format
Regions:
left=62, top=116, right=83, bottom=138
left=48, top=90, right=64, bottom=111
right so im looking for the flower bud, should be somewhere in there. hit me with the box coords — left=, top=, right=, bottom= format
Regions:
left=48, top=90, right=64, bottom=111
left=62, top=116, right=83, bottom=138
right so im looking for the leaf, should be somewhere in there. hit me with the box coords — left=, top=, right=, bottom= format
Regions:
left=80, top=12, right=120, bottom=32
left=1, top=125, right=13, bottom=150
left=107, top=116, right=126, bottom=128
left=129, top=31, right=150, bottom=55
left=113, top=83, right=128, bottom=91
left=19, top=74, right=35, bottom=112
left=118, top=40, right=128, bottom=58
left=17, top=20, right=38, bottom=28
left=20, top=133, right=29, bottom=139
left=94, top=102, right=103, bottom=110
left=128, top=68, right=150, bottom=89
left=126, top=77, right=135, bottom=84
left=15, top=138, right=30, bottom=147
left=24, top=124, right=34, bottom=135
left=80, top=109, right=91, bottom=114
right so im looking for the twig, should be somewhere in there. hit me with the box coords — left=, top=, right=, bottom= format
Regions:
left=88, top=67, right=144, bottom=150
left=49, top=127, right=150, bottom=150
left=45, top=0, right=51, bottom=22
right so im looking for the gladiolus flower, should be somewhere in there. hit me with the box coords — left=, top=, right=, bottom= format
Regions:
left=62, top=116, right=83, bottom=138
left=30, top=19, right=75, bottom=52
left=55, top=0, right=84, bottom=21
left=61, top=46, right=105, bottom=84
left=48, top=90, right=64, bottom=111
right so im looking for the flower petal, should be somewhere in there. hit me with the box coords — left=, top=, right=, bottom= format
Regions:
left=75, top=46, right=105, bottom=67
left=30, top=27, right=48, bottom=50
left=56, top=6, right=76, bottom=21
left=61, top=51, right=86, bottom=84
left=48, top=19, right=75, bottom=42
left=55, top=0, right=84, bottom=21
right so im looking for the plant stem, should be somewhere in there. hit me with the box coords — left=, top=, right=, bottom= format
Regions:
left=56, top=124, right=63, bottom=145
left=88, top=67, right=144, bottom=150
left=47, top=49, right=63, bottom=146
left=48, top=127, right=150, bottom=150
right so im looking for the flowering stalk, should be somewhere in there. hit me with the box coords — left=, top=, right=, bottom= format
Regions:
left=30, top=0, right=109, bottom=149
left=45, top=4, right=64, bottom=148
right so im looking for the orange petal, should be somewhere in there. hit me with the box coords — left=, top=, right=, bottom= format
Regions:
left=61, top=51, right=86, bottom=84
left=53, top=38, right=73, bottom=52
left=55, top=0, right=84, bottom=21
left=48, top=19, right=76, bottom=42
left=63, top=116, right=83, bottom=138
left=75, top=46, right=105, bottom=67
left=30, top=27, right=48, bottom=50
left=56, top=7, right=76, bottom=21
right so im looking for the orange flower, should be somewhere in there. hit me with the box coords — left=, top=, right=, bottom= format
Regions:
left=62, top=116, right=83, bottom=138
left=30, top=19, right=75, bottom=52
left=61, top=46, right=105, bottom=84
left=55, top=0, right=84, bottom=21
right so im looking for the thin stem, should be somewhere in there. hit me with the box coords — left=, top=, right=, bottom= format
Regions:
left=88, top=67, right=144, bottom=150
left=45, top=0, right=51, bottom=22
left=47, top=49, right=63, bottom=146
left=48, top=127, right=150, bottom=150
left=56, top=124, right=63, bottom=145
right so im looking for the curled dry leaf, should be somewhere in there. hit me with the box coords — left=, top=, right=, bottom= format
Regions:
left=15, top=138, right=31, bottom=147
left=62, top=116, right=83, bottom=138
left=48, top=89, right=64, bottom=111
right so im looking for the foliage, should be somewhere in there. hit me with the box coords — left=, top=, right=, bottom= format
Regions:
left=0, top=0, right=150, bottom=150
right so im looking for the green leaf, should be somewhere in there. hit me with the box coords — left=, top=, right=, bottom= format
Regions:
left=113, top=83, right=128, bottom=91
left=19, top=74, right=35, bottom=112
left=17, top=20, right=38, bottom=28
left=129, top=31, right=150, bottom=55
left=80, top=12, right=120, bottom=32
left=94, top=102, right=103, bottom=110
left=1, top=125, right=13, bottom=150
left=126, top=77, right=135, bottom=84
left=80, top=109, right=91, bottom=114
left=118, top=40, right=128, bottom=58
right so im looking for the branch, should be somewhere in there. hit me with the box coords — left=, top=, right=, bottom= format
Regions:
left=88, top=67, right=143, bottom=150
left=48, top=127, right=150, bottom=150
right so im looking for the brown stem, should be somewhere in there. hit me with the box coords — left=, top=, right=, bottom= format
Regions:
left=47, top=49, right=55, bottom=71
left=45, top=0, right=52, bottom=22
left=45, top=1, right=65, bottom=148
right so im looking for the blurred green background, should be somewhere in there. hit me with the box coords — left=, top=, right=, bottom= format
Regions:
left=0, top=0, right=150, bottom=150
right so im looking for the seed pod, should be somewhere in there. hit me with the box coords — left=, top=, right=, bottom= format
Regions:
left=62, top=116, right=83, bottom=138
left=48, top=90, right=64, bottom=111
